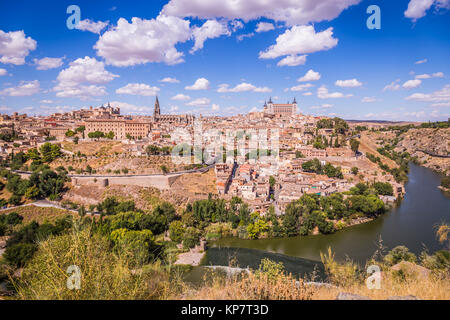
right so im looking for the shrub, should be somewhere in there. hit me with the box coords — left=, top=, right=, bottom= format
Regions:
left=384, top=246, right=417, bottom=266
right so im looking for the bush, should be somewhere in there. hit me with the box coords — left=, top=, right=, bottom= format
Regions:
left=384, top=246, right=417, bottom=266
left=4, top=243, right=37, bottom=267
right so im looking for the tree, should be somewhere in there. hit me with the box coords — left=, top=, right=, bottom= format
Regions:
left=65, top=130, right=75, bottom=137
left=373, top=182, right=393, bottom=196
left=39, top=143, right=61, bottom=163
left=106, top=131, right=115, bottom=139
left=351, top=167, right=359, bottom=175
left=169, top=220, right=184, bottom=243
left=350, top=139, right=360, bottom=155
left=160, top=165, right=169, bottom=174
left=269, top=176, right=276, bottom=188
left=182, top=227, right=200, bottom=249
left=384, top=245, right=417, bottom=266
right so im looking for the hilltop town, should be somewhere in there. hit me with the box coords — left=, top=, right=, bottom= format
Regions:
left=0, top=98, right=414, bottom=215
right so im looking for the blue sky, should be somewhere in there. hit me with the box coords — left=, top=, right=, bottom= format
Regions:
left=0, top=0, right=449, bottom=121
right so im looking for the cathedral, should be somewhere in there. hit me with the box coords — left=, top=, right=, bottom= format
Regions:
left=152, top=96, right=195, bottom=124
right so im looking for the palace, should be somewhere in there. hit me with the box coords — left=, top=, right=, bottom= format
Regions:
left=263, top=97, right=298, bottom=117
left=153, top=97, right=195, bottom=124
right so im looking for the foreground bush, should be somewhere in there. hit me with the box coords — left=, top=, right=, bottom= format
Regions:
left=12, top=227, right=177, bottom=300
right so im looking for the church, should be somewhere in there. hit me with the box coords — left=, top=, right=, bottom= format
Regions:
left=263, top=97, right=298, bottom=117
left=152, top=97, right=195, bottom=124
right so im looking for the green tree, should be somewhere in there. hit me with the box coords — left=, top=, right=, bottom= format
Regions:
left=169, top=220, right=184, bottom=243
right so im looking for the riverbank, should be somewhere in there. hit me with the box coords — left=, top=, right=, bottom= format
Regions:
left=205, top=163, right=449, bottom=265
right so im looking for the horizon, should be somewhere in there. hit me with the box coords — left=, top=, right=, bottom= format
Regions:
left=0, top=0, right=449, bottom=121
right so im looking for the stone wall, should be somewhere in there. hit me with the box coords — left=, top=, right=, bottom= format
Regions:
left=71, top=174, right=181, bottom=190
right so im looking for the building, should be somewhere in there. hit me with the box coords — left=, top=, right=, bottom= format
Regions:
left=85, top=119, right=151, bottom=140
left=153, top=97, right=195, bottom=124
left=263, top=97, right=298, bottom=117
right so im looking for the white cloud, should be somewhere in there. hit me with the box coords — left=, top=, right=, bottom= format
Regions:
left=75, top=19, right=109, bottom=34
left=255, top=22, right=275, bottom=33
left=0, top=80, right=40, bottom=96
left=431, top=102, right=450, bottom=107
left=0, top=30, right=36, bottom=65
left=212, top=103, right=220, bottom=111
left=361, top=96, right=376, bottom=103
left=259, top=25, right=338, bottom=60
left=303, top=91, right=313, bottom=96
left=415, top=58, right=427, bottom=64
left=191, top=19, right=230, bottom=53
left=40, top=100, right=54, bottom=104
left=402, top=79, right=422, bottom=89
left=405, top=0, right=450, bottom=21
left=185, top=77, right=210, bottom=90
left=237, top=33, right=254, bottom=41
left=297, top=69, right=321, bottom=82
left=94, top=15, right=191, bottom=66
left=310, top=103, right=333, bottom=109
left=230, top=20, right=244, bottom=31
left=54, top=56, right=118, bottom=99
left=162, top=0, right=361, bottom=26
left=0, top=68, right=7, bottom=76
left=109, top=101, right=153, bottom=115
left=383, top=80, right=401, bottom=91
left=405, top=84, right=450, bottom=103
left=317, top=85, right=352, bottom=99
left=217, top=82, right=271, bottom=93
left=277, top=54, right=307, bottom=67
left=116, top=83, right=160, bottom=96
left=33, top=57, right=64, bottom=70
left=335, top=78, right=362, bottom=88
left=290, top=83, right=314, bottom=91
left=415, top=72, right=444, bottom=79
left=159, top=77, right=180, bottom=83
left=171, top=93, right=191, bottom=101
left=186, top=97, right=211, bottom=107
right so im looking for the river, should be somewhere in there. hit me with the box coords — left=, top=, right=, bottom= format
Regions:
left=196, top=163, right=449, bottom=276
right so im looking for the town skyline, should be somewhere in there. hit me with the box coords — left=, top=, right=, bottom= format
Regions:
left=0, top=0, right=449, bottom=121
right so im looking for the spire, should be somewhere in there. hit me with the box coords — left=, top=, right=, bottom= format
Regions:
left=293, top=97, right=297, bottom=104
left=154, top=96, right=160, bottom=117
left=268, top=96, right=273, bottom=104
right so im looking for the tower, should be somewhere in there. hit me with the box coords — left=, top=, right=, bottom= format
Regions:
left=154, top=96, right=161, bottom=118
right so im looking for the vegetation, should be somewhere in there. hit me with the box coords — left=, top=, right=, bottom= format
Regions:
left=302, top=158, right=343, bottom=178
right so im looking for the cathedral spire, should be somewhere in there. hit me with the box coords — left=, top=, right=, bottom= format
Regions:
left=154, top=96, right=160, bottom=117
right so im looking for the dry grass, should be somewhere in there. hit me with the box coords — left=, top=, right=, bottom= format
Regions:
left=0, top=205, right=75, bottom=224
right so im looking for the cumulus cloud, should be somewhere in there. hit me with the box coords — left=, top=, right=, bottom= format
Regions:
left=33, top=57, right=64, bottom=70
left=415, top=58, right=428, bottom=64
left=383, top=80, right=401, bottom=91
left=191, top=19, right=230, bottom=53
left=75, top=19, right=109, bottom=34
left=415, top=72, right=444, bottom=79
left=255, top=22, right=275, bottom=33
left=212, top=103, right=220, bottom=111
left=277, top=54, right=307, bottom=67
left=405, top=84, right=450, bottom=103
left=303, top=92, right=313, bottom=96
left=310, top=103, right=333, bottom=109
left=185, top=77, right=210, bottom=90
left=217, top=82, right=271, bottom=93
left=290, top=83, right=314, bottom=91
left=159, top=77, right=180, bottom=83
left=0, top=80, right=40, bottom=96
left=405, top=0, right=450, bottom=21
left=186, top=97, right=211, bottom=106
left=236, top=33, right=254, bottom=41
left=335, top=78, right=362, bottom=88
left=362, top=96, right=376, bottom=103
left=94, top=15, right=191, bottom=66
left=259, top=25, right=338, bottom=60
left=317, top=85, right=352, bottom=99
left=109, top=101, right=153, bottom=115
left=116, top=83, right=160, bottom=96
left=171, top=93, right=191, bottom=101
left=54, top=56, right=118, bottom=99
left=0, top=68, right=7, bottom=76
left=297, top=69, right=321, bottom=82
left=0, top=29, right=36, bottom=65
left=402, top=79, right=422, bottom=89
left=162, top=0, right=361, bottom=26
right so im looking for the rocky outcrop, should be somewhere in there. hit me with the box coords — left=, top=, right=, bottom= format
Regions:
left=336, top=292, right=371, bottom=300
